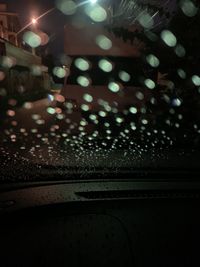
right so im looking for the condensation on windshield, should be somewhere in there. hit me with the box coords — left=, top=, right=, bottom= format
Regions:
left=0, top=0, right=200, bottom=180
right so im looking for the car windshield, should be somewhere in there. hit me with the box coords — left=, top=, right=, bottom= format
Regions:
left=0, top=0, right=200, bottom=182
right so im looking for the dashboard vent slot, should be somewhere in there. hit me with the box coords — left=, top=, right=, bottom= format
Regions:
left=76, top=190, right=199, bottom=200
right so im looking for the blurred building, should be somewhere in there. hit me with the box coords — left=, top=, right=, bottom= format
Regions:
left=0, top=4, right=51, bottom=96
left=62, top=19, right=149, bottom=112
left=64, top=23, right=142, bottom=57
left=0, top=3, right=21, bottom=46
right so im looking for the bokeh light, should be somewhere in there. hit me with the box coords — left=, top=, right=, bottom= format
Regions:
left=129, top=107, right=137, bottom=114
left=47, top=107, right=56, bottom=115
left=31, top=65, right=42, bottom=76
left=56, top=0, right=77, bottom=15
left=146, top=54, right=160, bottom=68
left=77, top=76, right=90, bottom=87
left=175, top=44, right=186, bottom=57
left=108, top=82, right=120, bottom=93
left=98, top=59, right=113, bottom=72
left=119, top=71, right=131, bottom=82
left=192, top=75, right=200, bottom=86
left=53, top=67, right=66, bottom=78
left=83, top=94, right=93, bottom=103
left=37, top=31, right=49, bottom=46
left=161, top=30, right=177, bottom=47
left=144, top=78, right=155, bottom=89
left=172, top=98, right=182, bottom=107
left=180, top=0, right=198, bottom=17
left=85, top=4, right=107, bottom=22
left=81, top=104, right=90, bottom=111
left=23, top=31, right=41, bottom=48
left=138, top=12, right=154, bottom=29
left=0, top=56, right=16, bottom=68
left=96, top=35, right=112, bottom=50
left=177, top=69, right=186, bottom=79
left=75, top=58, right=90, bottom=71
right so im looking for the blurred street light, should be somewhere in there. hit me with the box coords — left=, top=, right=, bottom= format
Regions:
left=16, top=7, right=55, bottom=36
left=90, top=0, right=97, bottom=4
left=31, top=18, right=37, bottom=25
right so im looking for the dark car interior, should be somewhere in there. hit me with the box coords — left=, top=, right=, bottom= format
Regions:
left=1, top=177, right=200, bottom=267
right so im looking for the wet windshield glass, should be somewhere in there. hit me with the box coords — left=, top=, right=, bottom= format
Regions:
left=0, top=0, right=200, bottom=181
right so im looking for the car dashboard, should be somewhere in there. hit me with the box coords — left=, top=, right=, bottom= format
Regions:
left=0, top=178, right=200, bottom=267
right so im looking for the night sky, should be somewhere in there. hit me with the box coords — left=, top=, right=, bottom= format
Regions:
left=4, top=0, right=67, bottom=55
left=2, top=0, right=177, bottom=56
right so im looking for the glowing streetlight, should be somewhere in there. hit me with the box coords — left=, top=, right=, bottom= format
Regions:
left=90, top=0, right=97, bottom=4
left=31, top=18, right=37, bottom=25
left=16, top=7, right=55, bottom=36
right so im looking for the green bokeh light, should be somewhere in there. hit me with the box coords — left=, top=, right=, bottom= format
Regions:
left=31, top=65, right=42, bottom=76
left=139, top=12, right=154, bottom=29
left=77, top=76, right=90, bottom=87
left=81, top=104, right=89, bottom=111
left=144, top=78, right=155, bottom=89
left=175, top=44, right=186, bottom=57
left=56, top=0, right=77, bottom=15
left=0, top=56, right=15, bottom=68
left=83, top=93, right=93, bottom=102
left=98, top=59, right=113, bottom=72
left=53, top=67, right=66, bottom=78
left=96, top=35, right=112, bottom=50
left=23, top=31, right=41, bottom=48
left=119, top=71, right=131, bottom=82
left=89, top=114, right=97, bottom=121
left=177, top=69, right=186, bottom=79
left=85, top=4, right=107, bottom=22
left=180, top=0, right=198, bottom=17
left=75, top=58, right=90, bottom=71
left=47, top=107, right=56, bottom=115
left=108, top=82, right=120, bottom=93
left=129, top=107, right=137, bottom=114
left=146, top=54, right=160, bottom=68
left=161, top=30, right=177, bottom=47
left=136, top=91, right=144, bottom=100
left=99, top=111, right=106, bottom=117
left=116, top=117, right=123, bottom=123
left=192, top=75, right=200, bottom=86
